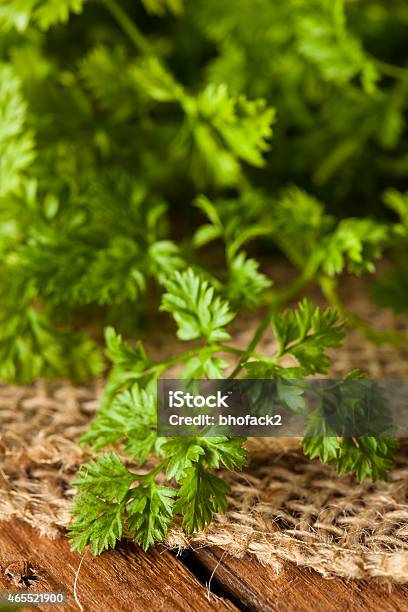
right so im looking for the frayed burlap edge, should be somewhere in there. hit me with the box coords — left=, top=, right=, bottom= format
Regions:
left=166, top=438, right=408, bottom=583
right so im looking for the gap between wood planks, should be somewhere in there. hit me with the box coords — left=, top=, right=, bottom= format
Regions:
left=176, top=547, right=408, bottom=612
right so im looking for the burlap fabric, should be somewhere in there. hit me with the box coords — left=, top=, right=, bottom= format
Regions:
left=0, top=274, right=407, bottom=582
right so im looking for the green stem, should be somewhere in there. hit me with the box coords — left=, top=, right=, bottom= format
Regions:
left=228, top=311, right=273, bottom=379
left=229, top=267, right=314, bottom=379
left=140, top=343, right=246, bottom=378
left=263, top=264, right=316, bottom=307
left=101, top=0, right=152, bottom=54
left=134, top=460, right=168, bottom=482
left=218, top=344, right=245, bottom=356
left=373, top=59, right=408, bottom=81
left=319, top=276, right=405, bottom=346
left=132, top=347, right=202, bottom=379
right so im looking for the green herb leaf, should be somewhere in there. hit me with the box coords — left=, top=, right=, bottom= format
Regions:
left=69, top=452, right=135, bottom=555
left=126, top=483, right=176, bottom=551
left=81, top=385, right=157, bottom=465
left=174, top=463, right=230, bottom=533
left=161, top=269, right=235, bottom=342
left=272, top=299, right=345, bottom=374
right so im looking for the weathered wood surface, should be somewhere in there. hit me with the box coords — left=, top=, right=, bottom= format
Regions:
left=192, top=547, right=408, bottom=612
left=0, top=521, right=236, bottom=611
left=0, top=522, right=407, bottom=612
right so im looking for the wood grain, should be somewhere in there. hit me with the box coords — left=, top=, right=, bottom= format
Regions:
left=1, top=521, right=407, bottom=612
left=192, top=547, right=408, bottom=612
left=0, top=522, right=236, bottom=612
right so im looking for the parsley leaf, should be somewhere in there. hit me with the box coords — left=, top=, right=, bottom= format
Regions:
left=174, top=463, right=230, bottom=534
left=161, top=269, right=235, bottom=342
left=226, top=253, right=272, bottom=309
left=0, top=64, right=35, bottom=197
left=272, top=299, right=345, bottom=374
left=126, top=483, right=176, bottom=551
left=0, top=0, right=86, bottom=32
left=69, top=452, right=135, bottom=555
left=69, top=496, right=124, bottom=556
left=81, top=385, right=157, bottom=465
left=73, top=452, right=135, bottom=501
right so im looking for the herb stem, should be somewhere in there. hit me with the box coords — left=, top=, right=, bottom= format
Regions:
left=158, top=348, right=203, bottom=370
left=319, top=275, right=404, bottom=345
left=141, top=343, right=245, bottom=377
left=228, top=311, right=272, bottom=379
left=229, top=267, right=314, bottom=378
left=373, top=59, right=408, bottom=81
left=217, top=344, right=244, bottom=356
left=101, top=0, right=152, bottom=54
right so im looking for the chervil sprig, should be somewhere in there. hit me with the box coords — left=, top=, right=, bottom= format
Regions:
left=70, top=268, right=398, bottom=554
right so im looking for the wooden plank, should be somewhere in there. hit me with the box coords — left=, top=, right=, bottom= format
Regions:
left=192, top=546, right=408, bottom=612
left=0, top=522, right=237, bottom=612
left=2, top=521, right=408, bottom=612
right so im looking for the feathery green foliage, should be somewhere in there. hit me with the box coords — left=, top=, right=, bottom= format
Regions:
left=0, top=0, right=406, bottom=554
left=373, top=189, right=408, bottom=314
left=70, top=270, right=398, bottom=554
left=0, top=0, right=407, bottom=380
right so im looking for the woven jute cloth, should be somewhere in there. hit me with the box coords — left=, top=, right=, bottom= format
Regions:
left=1, top=273, right=407, bottom=583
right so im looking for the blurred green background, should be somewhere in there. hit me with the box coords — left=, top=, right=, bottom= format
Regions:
left=0, top=0, right=407, bottom=382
